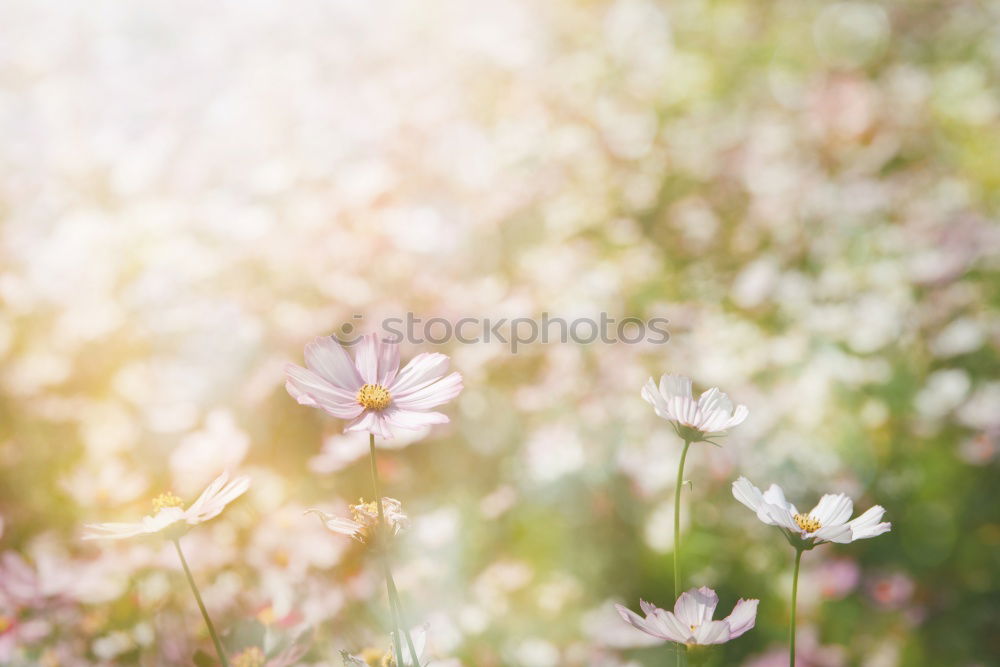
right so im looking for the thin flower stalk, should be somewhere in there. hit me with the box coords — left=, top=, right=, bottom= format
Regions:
left=173, top=538, right=230, bottom=667
left=369, top=433, right=420, bottom=667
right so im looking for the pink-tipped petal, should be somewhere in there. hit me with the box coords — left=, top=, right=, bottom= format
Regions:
left=723, top=598, right=758, bottom=639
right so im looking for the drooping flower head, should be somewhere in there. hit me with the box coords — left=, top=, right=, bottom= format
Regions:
left=83, top=471, right=250, bottom=541
left=616, top=587, right=758, bottom=646
left=732, top=476, right=891, bottom=548
left=641, top=374, right=748, bottom=442
left=286, top=334, right=463, bottom=439
left=306, top=497, right=408, bottom=544
left=341, top=626, right=427, bottom=666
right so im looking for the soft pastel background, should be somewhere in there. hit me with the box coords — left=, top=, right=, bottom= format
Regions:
left=1, top=0, right=998, bottom=665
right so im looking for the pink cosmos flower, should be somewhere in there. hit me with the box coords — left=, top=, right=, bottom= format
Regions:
left=286, top=334, right=463, bottom=439
left=616, top=587, right=758, bottom=646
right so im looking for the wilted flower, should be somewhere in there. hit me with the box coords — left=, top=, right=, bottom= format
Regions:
left=83, top=471, right=250, bottom=540
left=341, top=626, right=427, bottom=666
left=286, top=334, right=463, bottom=439
left=641, top=374, right=748, bottom=442
left=616, top=587, right=758, bottom=646
left=306, top=497, right=408, bottom=544
left=732, top=477, right=891, bottom=547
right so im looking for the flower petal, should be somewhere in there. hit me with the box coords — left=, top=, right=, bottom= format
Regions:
left=615, top=604, right=672, bottom=641
left=345, top=410, right=396, bottom=439
left=304, top=336, right=363, bottom=391
left=353, top=334, right=380, bottom=384
left=659, top=374, right=693, bottom=401
left=693, top=620, right=731, bottom=645
left=285, top=364, right=365, bottom=419
left=384, top=408, right=450, bottom=430
left=846, top=505, right=892, bottom=541
left=392, top=371, right=463, bottom=411
left=809, top=493, right=853, bottom=527
left=186, top=472, right=250, bottom=523
left=389, top=353, right=452, bottom=395
left=723, top=598, right=758, bottom=639
left=813, top=522, right=853, bottom=543
left=673, top=587, right=718, bottom=627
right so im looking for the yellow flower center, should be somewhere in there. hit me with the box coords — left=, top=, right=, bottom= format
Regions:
left=152, top=492, right=184, bottom=513
left=0, top=615, right=12, bottom=633
left=794, top=513, right=822, bottom=533
left=357, top=384, right=392, bottom=410
left=232, top=646, right=266, bottom=667
left=359, top=647, right=394, bottom=666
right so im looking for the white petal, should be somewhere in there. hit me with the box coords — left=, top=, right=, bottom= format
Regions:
left=809, top=494, right=853, bottom=527
left=813, top=522, right=853, bottom=543
left=673, top=587, right=718, bottom=627
left=732, top=477, right=765, bottom=514
left=303, top=336, right=363, bottom=391
left=693, top=620, right=731, bottom=645
left=846, top=505, right=892, bottom=541
left=615, top=604, right=671, bottom=641
left=641, top=378, right=673, bottom=420
left=723, top=598, right=758, bottom=639
left=186, top=473, right=250, bottom=524
left=762, top=484, right=798, bottom=515
left=659, top=374, right=693, bottom=401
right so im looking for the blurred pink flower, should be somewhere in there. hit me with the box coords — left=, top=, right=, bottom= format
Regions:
left=867, top=572, right=915, bottom=610
left=817, top=558, right=860, bottom=600
left=286, top=334, right=463, bottom=439
left=306, top=497, right=408, bottom=544
left=615, top=586, right=758, bottom=646
left=83, top=471, right=249, bottom=540
left=641, top=374, right=748, bottom=441
left=732, top=477, right=891, bottom=546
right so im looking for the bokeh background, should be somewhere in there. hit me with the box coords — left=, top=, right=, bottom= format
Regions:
left=1, top=0, right=998, bottom=665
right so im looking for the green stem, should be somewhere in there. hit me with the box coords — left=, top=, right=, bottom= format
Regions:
left=673, top=439, right=692, bottom=598
left=789, top=548, right=804, bottom=667
left=369, top=434, right=417, bottom=667
left=673, top=438, right=692, bottom=667
left=172, top=538, right=230, bottom=667
left=386, top=566, right=421, bottom=664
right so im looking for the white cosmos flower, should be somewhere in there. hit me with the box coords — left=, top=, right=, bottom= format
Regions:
left=286, top=334, right=463, bottom=440
left=641, top=374, right=749, bottom=441
left=616, top=587, right=758, bottom=646
left=306, top=497, right=408, bottom=544
left=732, top=476, right=891, bottom=546
left=83, top=471, right=250, bottom=540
